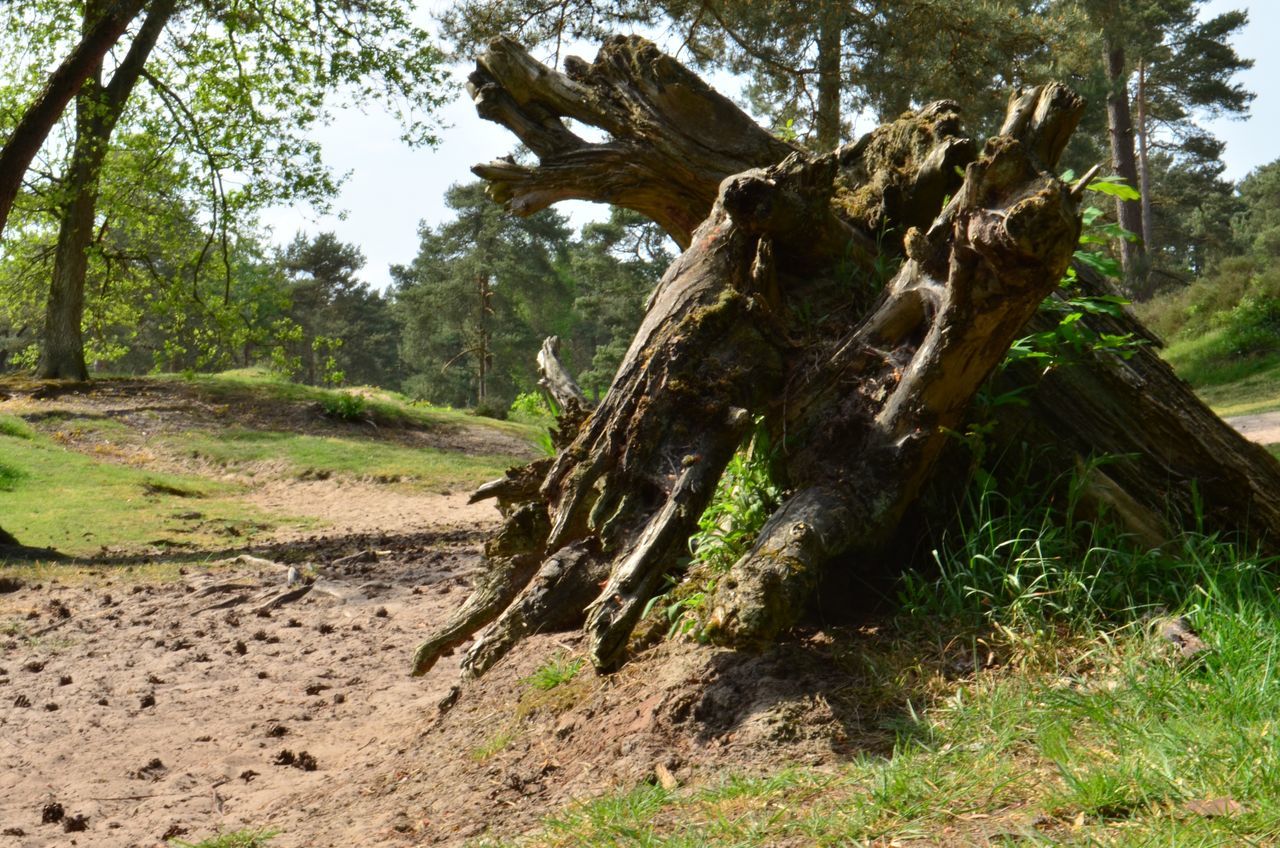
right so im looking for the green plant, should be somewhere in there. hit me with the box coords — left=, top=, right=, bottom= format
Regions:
left=170, top=829, right=279, bottom=848
left=321, top=392, right=366, bottom=421
left=1003, top=175, right=1145, bottom=371
left=470, top=726, right=517, bottom=761
left=0, top=415, right=34, bottom=440
left=471, top=399, right=509, bottom=420
left=688, top=420, right=783, bottom=573
left=0, top=460, right=24, bottom=491
left=520, top=651, right=586, bottom=691
left=509, top=390, right=553, bottom=422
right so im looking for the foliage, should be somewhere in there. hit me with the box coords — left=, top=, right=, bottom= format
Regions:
left=280, top=232, right=403, bottom=388
left=391, top=182, right=573, bottom=408
left=392, top=187, right=667, bottom=409
left=520, top=652, right=586, bottom=691
left=508, top=391, right=553, bottom=424
left=170, top=829, right=279, bottom=848
left=1004, top=176, right=1145, bottom=370
left=321, top=392, right=367, bottom=422
left=688, top=421, right=783, bottom=574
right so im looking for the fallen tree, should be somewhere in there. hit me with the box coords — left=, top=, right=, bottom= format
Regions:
left=413, top=36, right=1280, bottom=687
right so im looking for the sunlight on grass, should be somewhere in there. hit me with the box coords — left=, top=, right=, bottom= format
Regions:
left=167, top=428, right=517, bottom=492
left=0, top=429, right=299, bottom=557
left=160, top=368, right=541, bottom=441
left=1163, top=332, right=1280, bottom=416
left=483, top=475, right=1280, bottom=847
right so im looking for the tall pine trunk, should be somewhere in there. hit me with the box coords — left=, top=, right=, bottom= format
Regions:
left=1104, top=43, right=1149, bottom=297
left=1136, top=60, right=1155, bottom=255
left=813, top=3, right=845, bottom=151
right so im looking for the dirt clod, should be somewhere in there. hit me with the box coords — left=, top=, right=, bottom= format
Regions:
left=273, top=749, right=318, bottom=771
left=23, top=660, right=45, bottom=673
left=139, top=694, right=156, bottom=709
left=58, top=675, right=72, bottom=686
left=63, top=813, right=89, bottom=832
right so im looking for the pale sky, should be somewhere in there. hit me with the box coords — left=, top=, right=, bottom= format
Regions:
left=259, top=2, right=1280, bottom=291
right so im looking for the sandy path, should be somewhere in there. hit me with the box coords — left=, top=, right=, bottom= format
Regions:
left=0, top=540, right=480, bottom=847
left=1225, top=410, right=1280, bottom=447
left=245, top=481, right=501, bottom=541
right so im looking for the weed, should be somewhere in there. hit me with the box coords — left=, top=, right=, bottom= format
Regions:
left=520, top=652, right=585, bottom=691
left=688, top=420, right=782, bottom=573
left=508, top=391, right=553, bottom=424
left=470, top=726, right=517, bottom=761
left=321, top=392, right=366, bottom=421
left=0, top=415, right=34, bottom=440
left=0, top=459, right=24, bottom=491
left=170, top=828, right=279, bottom=848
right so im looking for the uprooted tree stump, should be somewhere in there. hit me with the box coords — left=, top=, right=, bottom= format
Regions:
left=412, top=36, right=1280, bottom=690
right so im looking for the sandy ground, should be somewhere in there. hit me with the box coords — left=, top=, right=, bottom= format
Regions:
left=1225, top=410, right=1280, bottom=447
left=0, top=531, right=490, bottom=847
left=1, top=379, right=1276, bottom=846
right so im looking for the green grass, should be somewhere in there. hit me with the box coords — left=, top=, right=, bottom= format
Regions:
left=170, top=829, right=279, bottom=848
left=481, top=470, right=1280, bottom=847
left=519, top=651, right=586, bottom=691
left=1163, top=334, right=1280, bottom=416
left=168, top=428, right=517, bottom=492
left=0, top=425, right=300, bottom=557
left=162, top=367, right=540, bottom=440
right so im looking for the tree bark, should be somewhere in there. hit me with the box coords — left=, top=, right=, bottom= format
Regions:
left=0, top=0, right=148, bottom=239
left=37, top=0, right=176, bottom=381
left=813, top=2, right=845, bottom=151
left=412, top=37, right=1280, bottom=692
left=1104, top=43, right=1149, bottom=296
left=1136, top=60, right=1155, bottom=256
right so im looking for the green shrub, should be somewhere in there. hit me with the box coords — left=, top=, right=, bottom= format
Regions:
left=471, top=399, right=508, bottom=420
left=321, top=392, right=367, bottom=421
left=508, top=390, right=553, bottom=423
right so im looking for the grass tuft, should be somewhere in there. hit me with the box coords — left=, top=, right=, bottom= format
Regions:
left=170, top=829, right=279, bottom=848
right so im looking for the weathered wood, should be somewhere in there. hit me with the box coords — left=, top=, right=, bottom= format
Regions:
left=414, top=38, right=1280, bottom=691
left=536, top=335, right=588, bottom=411
left=708, top=85, right=1086, bottom=647
left=468, top=35, right=796, bottom=247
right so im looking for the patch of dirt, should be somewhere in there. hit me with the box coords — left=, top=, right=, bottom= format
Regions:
left=0, top=523, right=952, bottom=847
left=244, top=480, right=500, bottom=542
left=1225, top=411, right=1280, bottom=447
left=0, top=377, right=969, bottom=845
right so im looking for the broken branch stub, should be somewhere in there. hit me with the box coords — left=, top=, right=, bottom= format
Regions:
left=468, top=35, right=795, bottom=247
left=415, top=36, right=1280, bottom=692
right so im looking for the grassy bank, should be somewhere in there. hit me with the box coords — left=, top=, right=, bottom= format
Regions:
left=485, top=479, right=1280, bottom=846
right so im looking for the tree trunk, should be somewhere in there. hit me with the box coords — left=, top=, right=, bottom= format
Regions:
left=1136, top=59, right=1155, bottom=256
left=412, top=37, right=1280, bottom=693
left=36, top=0, right=176, bottom=380
left=0, top=0, right=148, bottom=238
left=813, top=3, right=845, bottom=151
left=1104, top=43, right=1149, bottom=296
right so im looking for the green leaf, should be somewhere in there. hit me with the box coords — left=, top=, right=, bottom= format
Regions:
left=1087, top=177, right=1140, bottom=201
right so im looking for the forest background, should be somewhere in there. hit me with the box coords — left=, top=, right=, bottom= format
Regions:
left=2, top=0, right=1278, bottom=418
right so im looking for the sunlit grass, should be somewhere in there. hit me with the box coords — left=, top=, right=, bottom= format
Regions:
left=166, top=428, right=518, bottom=492
left=0, top=424, right=299, bottom=557
left=1163, top=332, right=1280, bottom=416
left=480, top=473, right=1280, bottom=847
